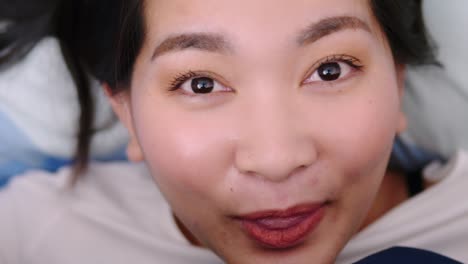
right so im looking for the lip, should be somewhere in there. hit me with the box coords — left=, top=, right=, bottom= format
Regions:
left=236, top=203, right=326, bottom=249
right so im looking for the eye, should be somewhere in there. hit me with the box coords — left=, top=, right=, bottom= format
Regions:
left=187, top=77, right=216, bottom=94
left=304, top=56, right=363, bottom=84
left=181, top=77, right=228, bottom=94
left=170, top=72, right=231, bottom=95
left=307, top=62, right=351, bottom=83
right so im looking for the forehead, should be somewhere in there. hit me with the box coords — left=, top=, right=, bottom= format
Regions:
left=142, top=0, right=380, bottom=46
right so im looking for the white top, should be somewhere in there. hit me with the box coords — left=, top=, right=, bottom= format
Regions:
left=1, top=151, right=467, bottom=264
left=337, top=150, right=468, bottom=264
left=0, top=162, right=221, bottom=264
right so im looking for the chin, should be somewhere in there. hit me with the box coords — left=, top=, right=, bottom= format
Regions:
left=218, top=240, right=342, bottom=264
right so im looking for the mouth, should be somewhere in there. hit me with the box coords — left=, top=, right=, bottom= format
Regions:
left=235, top=203, right=327, bottom=249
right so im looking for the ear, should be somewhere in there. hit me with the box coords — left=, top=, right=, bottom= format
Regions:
left=103, top=83, right=144, bottom=162
left=395, top=64, right=407, bottom=134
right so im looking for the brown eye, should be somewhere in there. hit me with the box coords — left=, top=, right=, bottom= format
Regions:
left=317, top=62, right=342, bottom=81
left=305, top=60, right=356, bottom=84
left=178, top=75, right=230, bottom=95
left=191, top=77, right=215, bottom=94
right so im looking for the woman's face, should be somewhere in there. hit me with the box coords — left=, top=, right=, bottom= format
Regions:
left=112, top=0, right=406, bottom=263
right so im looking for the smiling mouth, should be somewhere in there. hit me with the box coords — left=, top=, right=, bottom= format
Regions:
left=235, top=203, right=327, bottom=249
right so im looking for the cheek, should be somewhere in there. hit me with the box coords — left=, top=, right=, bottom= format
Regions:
left=310, top=76, right=401, bottom=235
left=130, top=103, right=241, bottom=247
left=131, top=99, right=234, bottom=205
left=336, top=84, right=401, bottom=220
left=335, top=74, right=399, bottom=170
left=306, top=71, right=401, bottom=196
left=334, top=95, right=397, bottom=176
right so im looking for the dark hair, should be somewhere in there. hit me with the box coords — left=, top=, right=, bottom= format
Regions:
left=0, top=0, right=437, bottom=180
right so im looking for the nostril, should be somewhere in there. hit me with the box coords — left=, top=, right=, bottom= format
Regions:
left=238, top=161, right=314, bottom=183
left=234, top=137, right=319, bottom=182
left=243, top=170, right=257, bottom=177
left=287, top=164, right=310, bottom=178
left=296, top=164, right=309, bottom=173
left=235, top=145, right=319, bottom=182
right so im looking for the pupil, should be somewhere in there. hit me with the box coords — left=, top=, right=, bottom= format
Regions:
left=318, top=63, right=341, bottom=81
left=191, top=77, right=215, bottom=94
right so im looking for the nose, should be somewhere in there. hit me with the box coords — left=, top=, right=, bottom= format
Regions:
left=234, top=94, right=318, bottom=182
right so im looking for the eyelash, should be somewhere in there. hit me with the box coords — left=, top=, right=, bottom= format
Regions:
left=167, top=54, right=364, bottom=91
left=169, top=71, right=201, bottom=91
left=314, top=54, right=362, bottom=70
left=311, top=54, right=363, bottom=76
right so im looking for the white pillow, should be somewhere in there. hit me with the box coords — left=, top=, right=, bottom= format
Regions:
left=0, top=37, right=128, bottom=159
left=402, top=0, right=468, bottom=158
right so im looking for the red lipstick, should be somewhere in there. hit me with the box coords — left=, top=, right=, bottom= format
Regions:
left=237, top=203, right=326, bottom=249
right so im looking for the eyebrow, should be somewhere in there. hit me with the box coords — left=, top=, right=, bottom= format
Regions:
left=151, top=16, right=370, bottom=60
left=297, top=16, right=371, bottom=45
left=151, top=33, right=232, bottom=60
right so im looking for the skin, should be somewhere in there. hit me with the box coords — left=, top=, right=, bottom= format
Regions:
left=109, top=0, right=407, bottom=263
